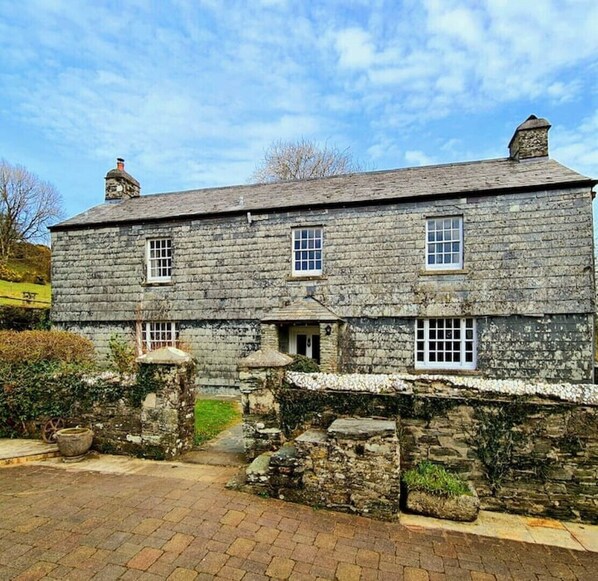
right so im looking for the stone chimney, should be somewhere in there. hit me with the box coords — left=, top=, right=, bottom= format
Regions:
left=105, top=158, right=141, bottom=201
left=508, top=115, right=551, bottom=161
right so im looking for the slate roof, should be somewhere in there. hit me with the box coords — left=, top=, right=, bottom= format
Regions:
left=51, top=157, right=595, bottom=231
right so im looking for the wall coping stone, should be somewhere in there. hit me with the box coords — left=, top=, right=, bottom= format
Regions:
left=247, top=452, right=272, bottom=477
left=286, top=371, right=598, bottom=405
left=271, top=445, right=297, bottom=462
left=295, top=429, right=327, bottom=444
left=327, top=418, right=397, bottom=439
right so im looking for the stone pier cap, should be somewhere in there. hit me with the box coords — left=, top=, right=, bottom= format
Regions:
left=238, top=348, right=293, bottom=369
left=327, top=418, right=397, bottom=439
left=136, top=347, right=193, bottom=365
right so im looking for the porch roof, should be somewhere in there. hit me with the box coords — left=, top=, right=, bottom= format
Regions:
left=262, top=297, right=342, bottom=323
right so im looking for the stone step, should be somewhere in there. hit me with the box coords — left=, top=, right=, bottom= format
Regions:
left=0, top=439, right=60, bottom=466
left=246, top=452, right=272, bottom=486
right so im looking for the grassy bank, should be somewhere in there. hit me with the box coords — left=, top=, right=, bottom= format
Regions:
left=0, top=279, right=51, bottom=307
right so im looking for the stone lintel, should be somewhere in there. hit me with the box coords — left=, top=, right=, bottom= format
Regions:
left=327, top=418, right=396, bottom=440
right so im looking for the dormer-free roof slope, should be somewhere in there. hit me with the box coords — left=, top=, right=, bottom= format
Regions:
left=51, top=157, right=595, bottom=231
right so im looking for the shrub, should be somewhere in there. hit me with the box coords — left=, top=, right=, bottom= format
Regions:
left=107, top=334, right=138, bottom=374
left=287, top=354, right=320, bottom=373
left=0, top=330, right=95, bottom=365
left=0, top=306, right=50, bottom=331
left=0, top=262, right=22, bottom=282
left=402, top=461, right=471, bottom=497
left=0, top=365, right=140, bottom=438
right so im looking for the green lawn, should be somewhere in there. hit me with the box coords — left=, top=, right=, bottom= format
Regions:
left=194, top=399, right=241, bottom=446
left=0, top=279, right=51, bottom=307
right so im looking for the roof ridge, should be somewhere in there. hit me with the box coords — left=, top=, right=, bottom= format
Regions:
left=141, top=157, right=512, bottom=199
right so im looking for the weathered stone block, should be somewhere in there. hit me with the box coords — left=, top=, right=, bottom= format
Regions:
left=404, top=484, right=480, bottom=522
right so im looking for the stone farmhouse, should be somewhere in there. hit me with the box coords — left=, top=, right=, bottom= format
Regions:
left=50, top=116, right=596, bottom=391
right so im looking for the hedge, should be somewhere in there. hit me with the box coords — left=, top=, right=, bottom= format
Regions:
left=0, top=306, right=50, bottom=331
left=0, top=330, right=95, bottom=364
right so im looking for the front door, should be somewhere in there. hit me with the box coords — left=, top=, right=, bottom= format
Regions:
left=289, top=326, right=321, bottom=363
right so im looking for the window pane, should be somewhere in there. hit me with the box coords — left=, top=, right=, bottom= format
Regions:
left=415, top=318, right=475, bottom=370
left=426, top=217, right=462, bottom=269
left=148, top=239, right=172, bottom=281
left=293, top=228, right=323, bottom=274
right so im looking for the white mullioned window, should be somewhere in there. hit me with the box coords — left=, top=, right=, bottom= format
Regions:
left=292, top=228, right=323, bottom=276
left=426, top=216, right=463, bottom=270
left=415, top=318, right=476, bottom=370
left=146, top=238, right=172, bottom=282
left=143, top=322, right=178, bottom=351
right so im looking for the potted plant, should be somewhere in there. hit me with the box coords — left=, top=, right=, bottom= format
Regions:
left=402, top=461, right=479, bottom=522
left=55, top=427, right=94, bottom=462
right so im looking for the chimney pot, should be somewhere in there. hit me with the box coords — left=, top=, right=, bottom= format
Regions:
left=116, top=158, right=125, bottom=171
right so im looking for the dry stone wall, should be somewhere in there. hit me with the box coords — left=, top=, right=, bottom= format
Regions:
left=241, top=368, right=598, bottom=523
left=76, top=352, right=196, bottom=459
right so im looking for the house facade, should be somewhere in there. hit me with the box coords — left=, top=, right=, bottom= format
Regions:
left=50, top=117, right=596, bottom=390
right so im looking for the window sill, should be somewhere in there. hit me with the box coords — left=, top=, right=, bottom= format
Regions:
left=286, top=275, right=328, bottom=282
left=142, top=281, right=174, bottom=287
left=407, top=367, right=482, bottom=376
left=419, top=268, right=468, bottom=276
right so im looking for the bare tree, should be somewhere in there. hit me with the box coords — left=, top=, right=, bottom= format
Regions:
left=0, top=160, right=63, bottom=260
left=251, top=138, right=363, bottom=183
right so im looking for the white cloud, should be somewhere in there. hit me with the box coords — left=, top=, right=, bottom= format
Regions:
left=334, top=27, right=376, bottom=69
left=552, top=113, right=598, bottom=178
left=404, top=150, right=437, bottom=166
left=0, top=0, right=596, bottom=213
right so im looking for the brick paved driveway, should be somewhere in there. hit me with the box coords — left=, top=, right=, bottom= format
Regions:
left=0, top=464, right=596, bottom=580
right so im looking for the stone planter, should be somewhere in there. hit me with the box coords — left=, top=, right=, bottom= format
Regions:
left=55, top=428, right=94, bottom=462
left=404, top=483, right=480, bottom=522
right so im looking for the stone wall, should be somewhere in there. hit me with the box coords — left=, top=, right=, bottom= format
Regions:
left=52, top=189, right=594, bottom=322
left=241, top=369, right=598, bottom=523
left=342, top=314, right=594, bottom=383
left=76, top=348, right=196, bottom=459
left=296, top=419, right=401, bottom=520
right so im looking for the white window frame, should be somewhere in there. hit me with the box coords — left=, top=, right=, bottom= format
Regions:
left=425, top=216, right=463, bottom=270
left=415, top=318, right=476, bottom=370
left=143, top=322, right=178, bottom=352
left=146, top=238, right=172, bottom=283
left=292, top=227, right=323, bottom=276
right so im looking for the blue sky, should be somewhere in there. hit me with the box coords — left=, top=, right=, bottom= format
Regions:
left=0, top=0, right=596, bottom=222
